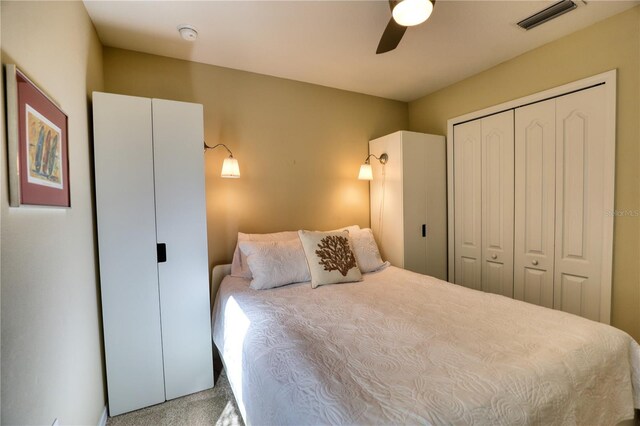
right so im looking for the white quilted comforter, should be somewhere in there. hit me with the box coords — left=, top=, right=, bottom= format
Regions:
left=212, top=266, right=640, bottom=425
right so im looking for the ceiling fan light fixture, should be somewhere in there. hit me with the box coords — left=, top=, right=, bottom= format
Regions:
left=392, top=0, right=433, bottom=27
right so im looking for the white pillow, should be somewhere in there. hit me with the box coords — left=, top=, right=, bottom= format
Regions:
left=231, top=231, right=298, bottom=279
left=239, top=239, right=311, bottom=290
left=298, top=230, right=362, bottom=288
left=230, top=225, right=360, bottom=279
left=350, top=228, right=389, bottom=273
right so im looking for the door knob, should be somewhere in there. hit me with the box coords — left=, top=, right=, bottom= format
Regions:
left=491, top=254, right=497, bottom=260
left=532, top=260, right=539, bottom=266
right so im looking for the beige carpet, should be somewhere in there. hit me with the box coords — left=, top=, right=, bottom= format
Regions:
left=106, top=370, right=244, bottom=426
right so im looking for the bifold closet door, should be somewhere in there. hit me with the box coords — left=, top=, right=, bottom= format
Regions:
left=453, top=120, right=482, bottom=290
left=152, top=99, right=214, bottom=400
left=93, top=93, right=166, bottom=415
left=554, top=86, right=606, bottom=321
left=454, top=111, right=514, bottom=296
left=514, top=100, right=556, bottom=308
left=450, top=77, right=613, bottom=321
left=480, top=111, right=514, bottom=297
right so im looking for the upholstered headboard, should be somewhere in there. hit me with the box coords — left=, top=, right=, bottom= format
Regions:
left=210, top=263, right=231, bottom=313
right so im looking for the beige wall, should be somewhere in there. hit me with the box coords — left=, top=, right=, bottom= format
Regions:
left=1, top=2, right=106, bottom=424
left=408, top=7, right=640, bottom=342
left=103, top=48, right=408, bottom=267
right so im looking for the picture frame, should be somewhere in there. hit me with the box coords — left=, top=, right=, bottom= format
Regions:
left=5, top=64, right=70, bottom=207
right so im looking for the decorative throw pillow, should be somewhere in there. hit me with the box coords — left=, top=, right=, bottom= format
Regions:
left=350, top=228, right=389, bottom=273
left=298, top=230, right=362, bottom=288
left=230, top=226, right=361, bottom=279
left=239, top=239, right=311, bottom=290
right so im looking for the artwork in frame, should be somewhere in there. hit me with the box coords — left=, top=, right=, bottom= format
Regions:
left=5, top=64, right=70, bottom=207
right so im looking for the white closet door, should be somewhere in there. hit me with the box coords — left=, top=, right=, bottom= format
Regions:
left=514, top=100, right=556, bottom=308
left=93, top=93, right=166, bottom=415
left=152, top=99, right=214, bottom=400
left=554, top=86, right=606, bottom=321
left=481, top=111, right=514, bottom=297
left=453, top=120, right=482, bottom=290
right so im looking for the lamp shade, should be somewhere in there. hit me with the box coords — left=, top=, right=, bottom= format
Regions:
left=221, top=157, right=240, bottom=178
left=358, top=164, right=373, bottom=181
left=393, top=0, right=433, bottom=27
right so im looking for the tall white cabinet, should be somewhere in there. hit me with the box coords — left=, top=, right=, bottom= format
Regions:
left=450, top=75, right=615, bottom=324
left=369, top=131, right=447, bottom=279
left=93, top=92, right=214, bottom=416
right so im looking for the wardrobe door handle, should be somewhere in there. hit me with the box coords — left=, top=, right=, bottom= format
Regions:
left=491, top=254, right=497, bottom=260
left=532, top=260, right=539, bottom=266
left=157, top=243, right=167, bottom=263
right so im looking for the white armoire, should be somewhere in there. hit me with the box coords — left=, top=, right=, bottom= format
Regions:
left=449, top=73, right=615, bottom=324
left=369, top=131, right=447, bottom=279
left=93, top=92, right=214, bottom=415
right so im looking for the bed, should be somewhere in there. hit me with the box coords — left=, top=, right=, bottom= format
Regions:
left=212, top=265, right=640, bottom=425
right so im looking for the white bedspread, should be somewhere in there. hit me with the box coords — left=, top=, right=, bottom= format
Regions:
left=212, top=266, right=640, bottom=425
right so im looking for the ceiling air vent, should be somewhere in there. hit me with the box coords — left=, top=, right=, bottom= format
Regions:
left=517, top=0, right=577, bottom=30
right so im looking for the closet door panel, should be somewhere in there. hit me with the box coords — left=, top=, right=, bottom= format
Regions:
left=523, top=268, right=554, bottom=307
left=454, top=120, right=482, bottom=290
left=481, top=111, right=514, bottom=297
left=484, top=261, right=507, bottom=295
left=152, top=99, right=214, bottom=399
left=554, top=86, right=606, bottom=321
left=514, top=100, right=555, bottom=308
left=93, top=93, right=166, bottom=415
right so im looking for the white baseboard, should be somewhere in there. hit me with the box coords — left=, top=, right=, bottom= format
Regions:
left=98, top=406, right=108, bottom=426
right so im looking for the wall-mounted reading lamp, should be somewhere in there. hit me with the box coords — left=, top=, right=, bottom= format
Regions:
left=358, top=153, right=388, bottom=180
left=204, top=142, right=240, bottom=178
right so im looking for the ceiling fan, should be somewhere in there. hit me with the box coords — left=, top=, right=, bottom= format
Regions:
left=377, top=0, right=436, bottom=54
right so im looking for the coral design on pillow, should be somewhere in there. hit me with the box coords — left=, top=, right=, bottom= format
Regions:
left=315, top=235, right=357, bottom=276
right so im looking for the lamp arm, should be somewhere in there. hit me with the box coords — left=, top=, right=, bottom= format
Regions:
left=204, top=142, right=234, bottom=157
left=363, top=153, right=388, bottom=164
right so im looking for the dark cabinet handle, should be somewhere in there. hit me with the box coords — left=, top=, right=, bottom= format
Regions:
left=157, top=243, right=167, bottom=263
left=422, top=224, right=426, bottom=237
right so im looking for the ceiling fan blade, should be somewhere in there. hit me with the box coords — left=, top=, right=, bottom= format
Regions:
left=376, top=17, right=407, bottom=54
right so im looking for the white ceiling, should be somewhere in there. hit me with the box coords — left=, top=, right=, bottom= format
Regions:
left=83, top=0, right=638, bottom=102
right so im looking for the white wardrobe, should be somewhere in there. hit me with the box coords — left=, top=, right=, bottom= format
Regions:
left=449, top=75, right=615, bottom=324
left=93, top=92, right=214, bottom=415
left=369, top=131, right=447, bottom=280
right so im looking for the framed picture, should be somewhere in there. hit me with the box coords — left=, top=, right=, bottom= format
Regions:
left=5, top=64, right=70, bottom=207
